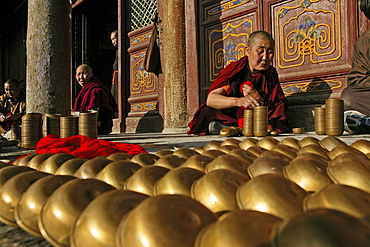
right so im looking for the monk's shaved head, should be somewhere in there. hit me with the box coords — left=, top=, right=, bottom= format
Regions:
left=247, top=31, right=275, bottom=47
left=77, top=64, right=93, bottom=74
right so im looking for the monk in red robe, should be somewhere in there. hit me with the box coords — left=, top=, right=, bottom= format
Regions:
left=188, top=31, right=290, bottom=135
left=74, top=64, right=118, bottom=135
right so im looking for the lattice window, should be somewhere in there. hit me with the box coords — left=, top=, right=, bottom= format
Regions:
left=131, top=0, right=157, bottom=31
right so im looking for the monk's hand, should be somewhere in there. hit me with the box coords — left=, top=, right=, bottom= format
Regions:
left=0, top=114, right=5, bottom=122
left=241, top=84, right=254, bottom=97
left=237, top=95, right=261, bottom=109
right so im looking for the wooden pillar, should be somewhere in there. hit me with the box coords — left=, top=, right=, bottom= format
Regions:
left=162, top=0, right=188, bottom=133
left=26, top=0, right=71, bottom=116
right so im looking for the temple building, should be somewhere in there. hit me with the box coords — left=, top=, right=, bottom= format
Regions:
left=0, top=0, right=369, bottom=133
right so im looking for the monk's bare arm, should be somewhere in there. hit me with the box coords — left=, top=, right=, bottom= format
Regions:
left=206, top=87, right=262, bottom=109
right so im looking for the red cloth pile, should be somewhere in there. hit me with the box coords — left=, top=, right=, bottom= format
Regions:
left=35, top=134, right=147, bottom=159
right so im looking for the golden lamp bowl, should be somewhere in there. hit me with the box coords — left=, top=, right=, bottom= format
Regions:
left=319, top=136, right=347, bottom=151
left=271, top=209, right=370, bottom=247
left=327, top=144, right=368, bottom=161
left=257, top=136, right=279, bottom=150
left=191, top=147, right=206, bottom=155
left=95, top=160, right=142, bottom=189
left=350, top=139, right=370, bottom=155
left=38, top=153, right=77, bottom=174
left=74, top=157, right=113, bottom=179
left=0, top=166, right=35, bottom=188
left=203, top=140, right=223, bottom=151
left=27, top=153, right=54, bottom=170
left=0, top=171, right=49, bottom=226
left=173, top=148, right=200, bottom=159
left=248, top=154, right=290, bottom=178
left=304, top=184, right=370, bottom=225
left=283, top=157, right=332, bottom=193
left=154, top=167, right=205, bottom=197
left=202, top=149, right=227, bottom=159
left=327, top=159, right=370, bottom=194
left=130, top=153, right=160, bottom=167
left=124, top=166, right=170, bottom=196
left=155, top=149, right=175, bottom=157
left=39, top=179, right=115, bottom=247
left=15, top=175, right=76, bottom=237
left=180, top=155, right=214, bottom=172
left=239, top=138, right=259, bottom=151
left=205, top=154, right=251, bottom=176
left=153, top=154, right=187, bottom=169
left=195, top=210, right=282, bottom=247
left=247, top=146, right=268, bottom=157
left=13, top=153, right=38, bottom=166
left=54, top=158, right=88, bottom=176
left=236, top=174, right=308, bottom=220
left=296, top=144, right=329, bottom=160
left=270, top=144, right=298, bottom=160
left=106, top=152, right=133, bottom=161
left=0, top=163, right=12, bottom=170
left=116, top=195, right=217, bottom=247
left=191, top=169, right=249, bottom=213
left=220, top=138, right=241, bottom=147
left=219, top=145, right=241, bottom=154
left=291, top=152, right=330, bottom=164
left=227, top=149, right=257, bottom=164
left=71, top=190, right=149, bottom=247
left=279, top=137, right=301, bottom=150
left=298, top=136, right=321, bottom=148
left=259, top=150, right=292, bottom=163
left=328, top=152, right=370, bottom=167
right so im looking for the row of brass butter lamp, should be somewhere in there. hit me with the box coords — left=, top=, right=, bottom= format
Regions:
left=0, top=135, right=369, bottom=246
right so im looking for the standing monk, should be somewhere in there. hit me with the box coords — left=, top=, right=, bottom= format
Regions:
left=188, top=31, right=290, bottom=135
left=0, top=79, right=26, bottom=134
left=74, top=64, right=118, bottom=135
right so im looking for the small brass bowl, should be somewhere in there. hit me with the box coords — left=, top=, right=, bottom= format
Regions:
left=74, top=157, right=113, bottom=179
left=237, top=174, right=307, bottom=219
left=0, top=171, right=49, bottom=226
left=71, top=190, right=149, bottom=247
left=248, top=153, right=290, bottom=178
left=27, top=153, right=54, bottom=170
left=195, top=210, right=282, bottom=247
left=247, top=146, right=268, bottom=157
left=13, top=153, right=38, bottom=166
left=39, top=179, right=115, bottom=247
left=202, top=149, right=227, bottom=159
left=153, top=154, right=186, bottom=169
left=106, top=152, right=133, bottom=161
left=205, top=154, right=251, bottom=176
left=191, top=169, right=249, bottom=213
left=228, top=149, right=256, bottom=165
left=38, top=153, right=77, bottom=174
left=0, top=166, right=35, bottom=188
left=220, top=138, right=241, bottom=147
left=350, top=139, right=370, bottom=155
left=304, top=184, right=370, bottom=224
left=124, top=166, right=170, bottom=196
left=257, top=136, right=279, bottom=150
left=55, top=158, right=88, bottom=176
left=271, top=209, right=370, bottom=247
left=292, top=127, right=304, bottom=134
left=95, top=160, right=142, bottom=189
left=130, top=153, right=159, bottom=167
left=319, top=136, right=346, bottom=151
left=239, top=138, right=259, bottom=151
left=15, top=175, right=76, bottom=237
left=173, top=148, right=200, bottom=159
left=298, top=136, right=320, bottom=148
left=296, top=144, right=329, bottom=159
left=155, top=149, right=174, bottom=157
left=116, top=195, right=217, bottom=247
left=328, top=144, right=368, bottom=161
left=204, top=140, right=223, bottom=151
left=279, top=137, right=301, bottom=150
left=181, top=155, right=214, bottom=172
left=154, top=167, right=205, bottom=196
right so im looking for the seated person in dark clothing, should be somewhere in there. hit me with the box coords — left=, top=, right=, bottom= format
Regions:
left=0, top=79, right=26, bottom=134
left=188, top=31, right=290, bottom=135
left=74, top=64, right=118, bottom=135
left=341, top=0, right=370, bottom=134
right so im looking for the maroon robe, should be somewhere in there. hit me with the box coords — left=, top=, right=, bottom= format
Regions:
left=74, top=77, right=118, bottom=135
left=188, top=56, right=290, bottom=135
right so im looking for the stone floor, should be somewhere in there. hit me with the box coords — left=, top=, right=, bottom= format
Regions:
left=0, top=131, right=369, bottom=246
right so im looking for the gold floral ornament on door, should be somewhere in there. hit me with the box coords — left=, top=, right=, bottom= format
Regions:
left=131, top=53, right=156, bottom=95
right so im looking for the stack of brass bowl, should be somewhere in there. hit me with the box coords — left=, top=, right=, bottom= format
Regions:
left=60, top=116, right=78, bottom=138
left=314, top=106, right=326, bottom=135
left=242, top=109, right=254, bottom=137
left=324, top=98, right=344, bottom=136
left=253, top=106, right=268, bottom=137
left=78, top=111, right=98, bottom=138
left=42, top=113, right=62, bottom=137
left=21, top=113, right=43, bottom=149
left=10, top=124, right=21, bottom=141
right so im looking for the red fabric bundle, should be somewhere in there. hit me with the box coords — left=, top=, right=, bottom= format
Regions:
left=35, top=134, right=147, bottom=159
